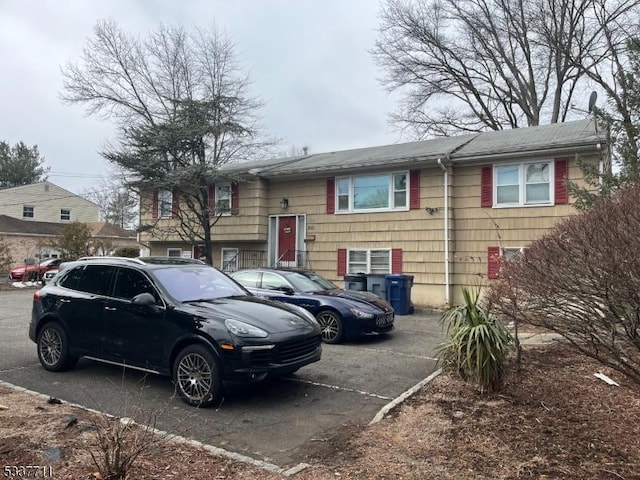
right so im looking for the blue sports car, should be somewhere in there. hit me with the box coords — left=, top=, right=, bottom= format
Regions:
left=230, top=268, right=395, bottom=343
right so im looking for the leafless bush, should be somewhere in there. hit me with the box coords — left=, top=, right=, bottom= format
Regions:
left=486, top=183, right=640, bottom=385
left=87, top=411, right=163, bottom=480
left=85, top=375, right=181, bottom=480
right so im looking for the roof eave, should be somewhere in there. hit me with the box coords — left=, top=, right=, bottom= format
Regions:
left=452, top=141, right=603, bottom=165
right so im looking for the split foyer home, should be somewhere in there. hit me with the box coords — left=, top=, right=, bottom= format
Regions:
left=138, top=119, right=607, bottom=307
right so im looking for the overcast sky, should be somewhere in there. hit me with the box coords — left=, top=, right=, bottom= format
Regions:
left=0, top=0, right=402, bottom=195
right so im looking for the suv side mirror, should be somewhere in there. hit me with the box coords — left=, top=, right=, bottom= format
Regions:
left=132, top=292, right=161, bottom=313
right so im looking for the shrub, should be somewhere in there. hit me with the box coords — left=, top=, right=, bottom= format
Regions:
left=0, top=236, right=12, bottom=273
left=486, top=183, right=640, bottom=385
left=113, top=246, right=140, bottom=258
left=438, top=286, right=512, bottom=393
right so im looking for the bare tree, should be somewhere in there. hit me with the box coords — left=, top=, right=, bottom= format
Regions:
left=373, top=0, right=640, bottom=138
left=486, top=183, right=640, bottom=385
left=61, top=20, right=273, bottom=264
left=82, top=170, right=138, bottom=229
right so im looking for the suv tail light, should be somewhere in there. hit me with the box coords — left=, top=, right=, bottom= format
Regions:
left=33, top=290, right=42, bottom=301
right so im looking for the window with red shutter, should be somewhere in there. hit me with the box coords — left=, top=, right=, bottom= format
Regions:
left=409, top=170, right=420, bottom=209
left=208, top=185, right=215, bottom=212
left=481, top=166, right=493, bottom=207
left=337, top=248, right=347, bottom=276
left=231, top=182, right=239, bottom=211
left=391, top=248, right=403, bottom=273
left=152, top=191, right=158, bottom=219
left=172, top=188, right=179, bottom=217
left=327, top=178, right=335, bottom=214
left=554, top=158, right=569, bottom=204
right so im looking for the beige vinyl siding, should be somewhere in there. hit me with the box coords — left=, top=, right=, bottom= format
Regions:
left=139, top=178, right=269, bottom=244
left=0, top=182, right=99, bottom=223
left=138, top=151, right=600, bottom=308
left=267, top=168, right=447, bottom=306
left=448, top=157, right=594, bottom=305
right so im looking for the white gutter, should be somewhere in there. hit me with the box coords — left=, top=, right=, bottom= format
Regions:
left=437, top=158, right=450, bottom=305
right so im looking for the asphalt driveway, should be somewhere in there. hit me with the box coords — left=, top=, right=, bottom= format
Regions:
left=0, top=288, right=443, bottom=468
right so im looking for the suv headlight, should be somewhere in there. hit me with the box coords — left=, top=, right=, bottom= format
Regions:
left=225, top=319, right=268, bottom=338
left=349, top=308, right=375, bottom=319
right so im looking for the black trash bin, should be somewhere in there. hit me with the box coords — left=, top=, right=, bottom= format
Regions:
left=344, top=273, right=367, bottom=291
left=385, top=274, right=414, bottom=315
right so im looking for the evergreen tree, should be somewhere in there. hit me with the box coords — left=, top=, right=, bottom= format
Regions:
left=0, top=141, right=50, bottom=188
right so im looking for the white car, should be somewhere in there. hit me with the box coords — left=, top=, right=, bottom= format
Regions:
left=42, top=269, right=59, bottom=285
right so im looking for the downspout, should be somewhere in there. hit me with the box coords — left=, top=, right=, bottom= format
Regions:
left=437, top=158, right=450, bottom=305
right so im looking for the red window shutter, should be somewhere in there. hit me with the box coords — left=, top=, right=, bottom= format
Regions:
left=554, top=158, right=569, bottom=204
left=172, top=189, right=179, bottom=217
left=391, top=248, right=403, bottom=274
left=481, top=166, right=493, bottom=207
left=337, top=248, right=347, bottom=276
left=151, top=191, right=158, bottom=219
left=208, top=185, right=215, bottom=212
left=326, top=178, right=335, bottom=214
left=231, top=182, right=239, bottom=210
left=487, top=246, right=501, bottom=279
left=409, top=170, right=420, bottom=209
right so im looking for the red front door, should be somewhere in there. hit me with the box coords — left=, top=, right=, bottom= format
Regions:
left=277, top=216, right=297, bottom=264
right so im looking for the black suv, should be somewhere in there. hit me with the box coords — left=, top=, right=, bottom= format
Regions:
left=29, top=257, right=322, bottom=407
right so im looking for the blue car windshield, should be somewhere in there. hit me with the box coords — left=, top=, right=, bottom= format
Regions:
left=153, top=265, right=247, bottom=302
left=287, top=272, right=336, bottom=293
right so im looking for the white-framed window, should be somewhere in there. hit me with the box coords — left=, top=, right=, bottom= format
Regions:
left=221, top=248, right=239, bottom=273
left=215, top=183, right=231, bottom=214
left=167, top=248, right=182, bottom=257
left=502, top=247, right=527, bottom=260
left=348, top=249, right=391, bottom=274
left=158, top=189, right=173, bottom=217
left=23, top=205, right=34, bottom=218
left=336, top=172, right=408, bottom=213
left=495, top=161, right=553, bottom=206
left=60, top=209, right=71, bottom=221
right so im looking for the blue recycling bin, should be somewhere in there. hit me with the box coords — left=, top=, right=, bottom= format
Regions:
left=385, top=274, right=414, bottom=315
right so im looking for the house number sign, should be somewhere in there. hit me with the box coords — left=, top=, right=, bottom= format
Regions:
left=283, top=227, right=292, bottom=234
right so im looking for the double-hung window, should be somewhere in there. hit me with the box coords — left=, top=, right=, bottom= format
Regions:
left=215, top=184, right=231, bottom=214
left=336, top=173, right=408, bottom=212
left=60, top=209, right=71, bottom=221
left=23, top=205, right=34, bottom=218
left=158, top=189, right=173, bottom=217
left=348, top=249, right=391, bottom=274
left=495, top=162, right=553, bottom=206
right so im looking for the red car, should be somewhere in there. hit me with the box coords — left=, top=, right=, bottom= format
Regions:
left=9, top=258, right=63, bottom=282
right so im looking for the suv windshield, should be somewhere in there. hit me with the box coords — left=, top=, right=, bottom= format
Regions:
left=152, top=265, right=247, bottom=302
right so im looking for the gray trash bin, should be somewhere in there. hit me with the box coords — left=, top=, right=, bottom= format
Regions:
left=344, top=274, right=367, bottom=291
left=366, top=274, right=387, bottom=299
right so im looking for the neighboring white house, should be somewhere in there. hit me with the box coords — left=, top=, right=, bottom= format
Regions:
left=0, top=181, right=99, bottom=223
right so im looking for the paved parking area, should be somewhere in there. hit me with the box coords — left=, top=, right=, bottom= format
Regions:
left=0, top=288, right=444, bottom=468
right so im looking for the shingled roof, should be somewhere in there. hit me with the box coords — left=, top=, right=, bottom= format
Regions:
left=0, top=215, right=64, bottom=236
left=221, top=119, right=603, bottom=178
left=0, top=215, right=135, bottom=239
